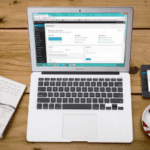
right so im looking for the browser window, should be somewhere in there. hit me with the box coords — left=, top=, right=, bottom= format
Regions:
left=33, top=13, right=127, bottom=67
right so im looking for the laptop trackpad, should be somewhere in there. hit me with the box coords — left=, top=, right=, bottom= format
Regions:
left=63, top=114, right=97, bottom=139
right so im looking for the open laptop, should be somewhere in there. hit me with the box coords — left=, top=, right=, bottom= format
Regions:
left=26, top=7, right=133, bottom=143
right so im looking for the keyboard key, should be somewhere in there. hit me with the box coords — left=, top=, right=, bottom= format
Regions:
left=93, top=98, right=97, bottom=103
left=103, top=82, right=107, bottom=86
left=91, top=82, right=96, bottom=86
left=109, top=82, right=113, bottom=86
left=97, top=82, right=102, bottom=86
left=85, top=82, right=90, bottom=86
left=87, top=78, right=92, bottom=81
left=100, top=104, right=105, bottom=110
left=69, top=98, right=73, bottom=103
left=81, top=78, right=86, bottom=81
left=51, top=98, right=56, bottom=103
left=38, top=93, right=47, bottom=97
left=80, top=82, right=84, bottom=86
left=39, top=78, right=44, bottom=81
left=114, top=93, right=123, bottom=97
left=69, top=78, right=74, bottom=81
left=55, top=104, right=61, bottom=109
left=51, top=78, right=56, bottom=81
left=96, top=93, right=100, bottom=97
left=57, top=78, right=62, bottom=81
left=76, top=87, right=81, bottom=92
left=105, top=78, right=110, bottom=81
left=65, top=87, right=69, bottom=92
left=99, top=78, right=104, bottom=81
left=63, top=78, right=68, bottom=81
left=90, top=93, right=94, bottom=97
left=59, top=87, right=63, bottom=92
left=49, top=104, right=54, bottom=109
left=84, top=93, right=88, bottom=97
left=118, top=88, right=123, bottom=92
left=78, top=93, right=82, bottom=97
left=38, top=87, right=46, bottom=91
left=47, top=87, right=52, bottom=91
left=62, top=82, right=66, bottom=86
left=44, top=82, right=49, bottom=86
left=75, top=98, right=79, bottom=103
left=66, top=93, right=71, bottom=97
left=115, top=82, right=123, bottom=86
left=93, top=78, right=98, bottom=81
left=112, top=87, right=116, bottom=92
left=118, top=107, right=124, bottom=110
left=74, top=82, right=78, bottom=86
left=37, top=104, right=42, bottom=109
left=82, top=87, right=87, bottom=92
left=112, top=104, right=117, bottom=110
left=93, top=104, right=99, bottom=109
left=72, top=93, right=76, bottom=97
left=99, top=98, right=103, bottom=103
left=106, top=107, right=111, bottom=110
left=68, top=82, right=72, bottom=86
left=45, top=78, right=49, bottom=80
left=37, top=98, right=49, bottom=103
left=63, top=98, right=67, bottom=103
left=63, top=104, right=91, bottom=109
left=57, top=98, right=61, bottom=103
left=54, top=93, right=59, bottom=97
left=50, top=82, right=55, bottom=86
left=43, top=104, right=48, bottom=109
left=38, top=82, right=43, bottom=86
left=105, top=98, right=109, bottom=103
left=111, top=99, right=123, bottom=103
left=111, top=78, right=116, bottom=81
left=75, top=78, right=80, bottom=81
left=56, top=82, right=61, bottom=86
left=100, top=87, right=105, bottom=92
left=53, top=87, right=57, bottom=91
left=107, top=93, right=112, bottom=97
left=71, top=87, right=75, bottom=92
left=87, top=98, right=91, bottom=103
left=106, top=87, right=110, bottom=92
left=94, top=87, right=99, bottom=92
left=102, top=93, right=106, bottom=97
left=60, top=93, right=65, bottom=97
left=81, top=98, right=85, bottom=103
left=117, top=78, right=122, bottom=81
left=88, top=87, right=93, bottom=92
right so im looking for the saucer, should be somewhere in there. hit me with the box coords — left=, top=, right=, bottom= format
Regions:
left=142, top=105, right=150, bottom=136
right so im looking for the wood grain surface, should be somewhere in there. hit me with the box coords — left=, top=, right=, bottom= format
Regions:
left=0, top=0, right=150, bottom=28
left=0, top=95, right=150, bottom=150
left=1, top=29, right=150, bottom=93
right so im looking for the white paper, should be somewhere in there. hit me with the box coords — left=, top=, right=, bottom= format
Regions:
left=0, top=76, right=26, bottom=138
left=147, top=70, right=150, bottom=92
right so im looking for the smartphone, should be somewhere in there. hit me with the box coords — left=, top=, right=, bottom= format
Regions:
left=141, top=65, right=150, bottom=98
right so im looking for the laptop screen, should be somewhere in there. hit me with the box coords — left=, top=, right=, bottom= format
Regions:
left=32, top=13, right=128, bottom=67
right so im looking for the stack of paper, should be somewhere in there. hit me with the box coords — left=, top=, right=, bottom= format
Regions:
left=0, top=76, right=26, bottom=138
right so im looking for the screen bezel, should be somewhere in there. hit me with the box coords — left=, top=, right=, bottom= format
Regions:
left=27, top=7, right=133, bottom=72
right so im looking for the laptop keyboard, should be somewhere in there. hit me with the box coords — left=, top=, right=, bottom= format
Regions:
left=37, top=78, right=124, bottom=110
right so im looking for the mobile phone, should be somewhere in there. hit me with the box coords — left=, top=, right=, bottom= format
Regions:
left=141, top=65, right=150, bottom=98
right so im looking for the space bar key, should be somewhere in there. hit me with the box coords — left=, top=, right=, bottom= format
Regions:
left=63, top=104, right=91, bottom=109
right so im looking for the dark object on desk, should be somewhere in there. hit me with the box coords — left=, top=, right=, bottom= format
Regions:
left=141, top=65, right=150, bottom=98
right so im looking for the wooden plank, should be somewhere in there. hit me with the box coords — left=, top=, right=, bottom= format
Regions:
left=0, top=95, right=150, bottom=149
left=0, top=29, right=150, bottom=93
left=0, top=0, right=150, bottom=28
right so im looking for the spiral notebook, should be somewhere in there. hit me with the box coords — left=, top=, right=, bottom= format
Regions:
left=0, top=76, right=26, bottom=138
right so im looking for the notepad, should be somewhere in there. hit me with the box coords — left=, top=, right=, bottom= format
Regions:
left=0, top=76, right=26, bottom=138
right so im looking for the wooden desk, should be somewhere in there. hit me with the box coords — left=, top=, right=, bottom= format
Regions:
left=0, top=1, right=150, bottom=149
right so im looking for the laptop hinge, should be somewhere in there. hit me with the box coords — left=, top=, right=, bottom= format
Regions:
left=42, top=72, right=119, bottom=75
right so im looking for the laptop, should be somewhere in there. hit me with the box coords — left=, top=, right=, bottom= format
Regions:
left=26, top=7, right=133, bottom=143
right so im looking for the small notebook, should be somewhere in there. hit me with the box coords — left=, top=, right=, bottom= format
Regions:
left=0, top=76, right=26, bottom=138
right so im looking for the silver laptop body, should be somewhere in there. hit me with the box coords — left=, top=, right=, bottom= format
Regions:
left=27, top=7, right=133, bottom=143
